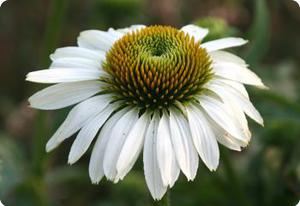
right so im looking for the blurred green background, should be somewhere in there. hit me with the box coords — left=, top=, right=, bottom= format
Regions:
left=0, top=0, right=300, bottom=205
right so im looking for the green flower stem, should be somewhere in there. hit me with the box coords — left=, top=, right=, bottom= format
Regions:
left=222, top=149, right=251, bottom=206
left=31, top=0, right=69, bottom=204
left=153, top=190, right=171, bottom=206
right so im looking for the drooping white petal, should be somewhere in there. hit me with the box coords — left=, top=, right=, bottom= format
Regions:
left=156, top=112, right=180, bottom=187
left=212, top=62, right=267, bottom=89
left=204, top=82, right=251, bottom=140
left=198, top=95, right=248, bottom=143
left=26, top=69, right=104, bottom=83
left=169, top=108, right=199, bottom=180
left=180, top=24, right=209, bottom=42
left=217, top=136, right=242, bottom=151
left=225, top=101, right=251, bottom=140
left=143, top=113, right=167, bottom=200
left=202, top=37, right=248, bottom=52
left=186, top=104, right=220, bottom=171
left=68, top=103, right=118, bottom=164
left=50, top=57, right=102, bottom=70
left=207, top=81, right=263, bottom=126
left=78, top=30, right=118, bottom=52
left=46, top=95, right=111, bottom=152
left=216, top=78, right=249, bottom=99
left=116, top=112, right=151, bottom=180
left=89, top=108, right=129, bottom=184
left=50, top=47, right=105, bottom=62
left=169, top=152, right=180, bottom=187
left=203, top=95, right=251, bottom=147
left=209, top=120, right=243, bottom=151
left=29, top=81, right=102, bottom=110
left=103, top=108, right=139, bottom=182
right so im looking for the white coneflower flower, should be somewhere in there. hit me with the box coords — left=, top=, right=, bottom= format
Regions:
left=26, top=24, right=266, bottom=200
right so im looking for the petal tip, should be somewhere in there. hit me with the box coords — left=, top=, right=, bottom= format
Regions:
left=46, top=141, right=57, bottom=153
left=67, top=155, right=78, bottom=165
left=236, top=38, right=248, bottom=45
left=208, top=164, right=219, bottom=172
left=90, top=178, right=101, bottom=185
left=89, top=172, right=103, bottom=184
left=45, top=145, right=53, bottom=153
left=259, top=84, right=269, bottom=90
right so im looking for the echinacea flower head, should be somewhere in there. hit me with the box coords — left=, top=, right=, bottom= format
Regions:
left=26, top=24, right=266, bottom=200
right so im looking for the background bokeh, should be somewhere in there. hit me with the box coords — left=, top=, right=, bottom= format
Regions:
left=0, top=0, right=300, bottom=205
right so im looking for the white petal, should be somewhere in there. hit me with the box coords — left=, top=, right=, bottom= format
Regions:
left=214, top=96, right=251, bottom=142
left=202, top=37, right=248, bottom=52
left=68, top=103, right=118, bottom=164
left=116, top=24, right=146, bottom=34
left=209, top=50, right=246, bottom=66
left=212, top=62, right=267, bottom=88
left=181, top=24, right=209, bottom=42
left=50, top=47, right=105, bottom=62
left=206, top=82, right=250, bottom=135
left=209, top=122, right=243, bottom=151
left=293, top=0, right=300, bottom=6
left=216, top=78, right=249, bottom=99
left=116, top=112, right=151, bottom=180
left=143, top=113, right=167, bottom=200
left=50, top=57, right=102, bottom=70
left=107, top=28, right=125, bottom=39
left=26, top=69, right=103, bottom=83
left=205, top=103, right=249, bottom=149
left=78, top=30, right=117, bottom=52
left=207, top=81, right=263, bottom=125
left=209, top=51, right=264, bottom=91
left=46, top=95, right=111, bottom=152
left=198, top=95, right=248, bottom=143
left=29, top=81, right=102, bottom=110
left=216, top=136, right=242, bottom=151
left=169, top=154, right=180, bottom=187
left=186, top=104, right=220, bottom=171
left=129, top=24, right=146, bottom=30
left=88, top=108, right=129, bottom=184
left=156, top=112, right=180, bottom=187
left=103, top=108, right=139, bottom=182
left=169, top=108, right=199, bottom=180
left=225, top=101, right=251, bottom=140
